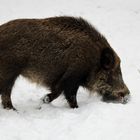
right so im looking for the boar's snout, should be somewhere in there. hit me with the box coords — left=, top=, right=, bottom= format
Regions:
left=102, top=85, right=130, bottom=104
left=114, top=85, right=130, bottom=104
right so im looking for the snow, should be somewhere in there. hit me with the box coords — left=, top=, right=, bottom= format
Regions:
left=0, top=0, right=140, bottom=140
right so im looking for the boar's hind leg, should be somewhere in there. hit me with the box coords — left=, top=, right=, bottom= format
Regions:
left=1, top=77, right=18, bottom=110
left=1, top=81, right=15, bottom=110
left=0, top=69, right=21, bottom=110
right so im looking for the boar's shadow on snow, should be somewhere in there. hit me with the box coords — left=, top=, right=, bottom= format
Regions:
left=0, top=16, right=130, bottom=110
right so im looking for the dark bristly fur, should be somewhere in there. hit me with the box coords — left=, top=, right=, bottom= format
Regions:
left=0, top=16, right=129, bottom=110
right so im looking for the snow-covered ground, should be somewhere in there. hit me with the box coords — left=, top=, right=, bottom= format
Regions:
left=0, top=0, right=140, bottom=140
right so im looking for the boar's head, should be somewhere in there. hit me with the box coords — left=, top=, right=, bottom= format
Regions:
left=89, top=47, right=130, bottom=104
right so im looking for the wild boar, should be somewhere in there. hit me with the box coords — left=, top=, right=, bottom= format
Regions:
left=0, top=16, right=130, bottom=110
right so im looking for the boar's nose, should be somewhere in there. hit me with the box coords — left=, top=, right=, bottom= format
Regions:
left=117, top=88, right=130, bottom=104
left=117, top=84, right=130, bottom=96
left=118, top=90, right=130, bottom=97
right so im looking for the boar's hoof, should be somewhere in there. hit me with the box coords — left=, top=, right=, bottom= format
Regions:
left=69, top=102, right=78, bottom=109
left=70, top=104, right=78, bottom=109
left=2, top=102, right=16, bottom=110
left=42, top=94, right=51, bottom=104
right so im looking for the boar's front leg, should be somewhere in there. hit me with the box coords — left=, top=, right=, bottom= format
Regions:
left=43, top=65, right=86, bottom=108
left=43, top=85, right=63, bottom=103
left=61, top=69, right=82, bottom=108
left=43, top=72, right=80, bottom=108
left=43, top=80, right=79, bottom=108
left=43, top=78, right=79, bottom=109
left=63, top=81, right=79, bottom=108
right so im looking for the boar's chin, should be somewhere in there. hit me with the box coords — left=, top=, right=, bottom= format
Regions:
left=102, top=92, right=130, bottom=104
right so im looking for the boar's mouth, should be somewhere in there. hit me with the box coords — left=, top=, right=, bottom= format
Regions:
left=102, top=91, right=130, bottom=104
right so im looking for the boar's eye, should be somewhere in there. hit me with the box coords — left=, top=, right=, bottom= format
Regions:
left=100, top=48, right=115, bottom=70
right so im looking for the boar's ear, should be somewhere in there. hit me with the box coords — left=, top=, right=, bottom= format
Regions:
left=100, top=48, right=115, bottom=70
